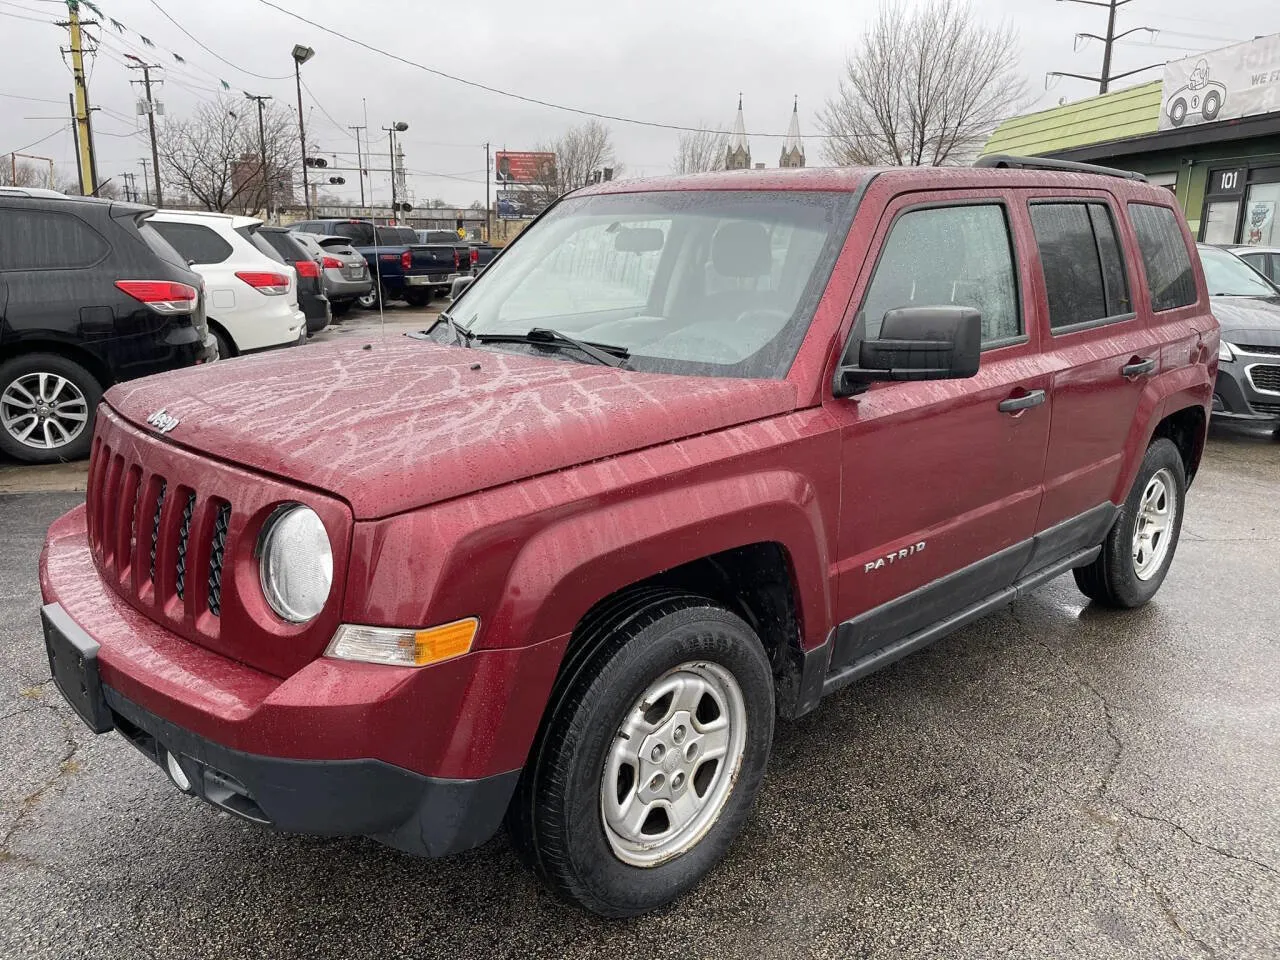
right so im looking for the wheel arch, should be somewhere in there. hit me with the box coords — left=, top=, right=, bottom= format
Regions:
left=0, top=339, right=112, bottom=390
left=205, top=317, right=237, bottom=356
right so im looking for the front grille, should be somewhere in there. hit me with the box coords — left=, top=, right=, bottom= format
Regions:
left=1247, top=364, right=1280, bottom=394
left=175, top=493, right=196, bottom=600
left=1238, top=344, right=1280, bottom=356
left=149, top=480, right=166, bottom=582
left=207, top=503, right=231, bottom=616
left=1252, top=401, right=1280, bottom=415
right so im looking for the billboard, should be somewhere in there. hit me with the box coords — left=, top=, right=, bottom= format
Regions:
left=1160, top=33, right=1280, bottom=131
left=496, top=190, right=552, bottom=221
left=495, top=151, right=556, bottom=184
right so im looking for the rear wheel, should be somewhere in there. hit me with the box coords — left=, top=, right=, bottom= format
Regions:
left=0, top=354, right=101, bottom=463
left=507, top=590, right=774, bottom=917
left=404, top=290, right=431, bottom=308
left=211, top=326, right=235, bottom=361
left=330, top=300, right=352, bottom=318
left=356, top=287, right=381, bottom=310
left=1074, top=438, right=1185, bottom=608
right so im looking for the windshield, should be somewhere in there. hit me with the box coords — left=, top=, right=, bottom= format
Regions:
left=1199, top=245, right=1278, bottom=297
left=446, top=189, right=856, bottom=379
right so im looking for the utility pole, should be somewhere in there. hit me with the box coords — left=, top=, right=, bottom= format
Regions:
left=58, top=1, right=98, bottom=195
left=348, top=125, right=367, bottom=211
left=139, top=158, right=152, bottom=205
left=245, top=94, right=273, bottom=220
left=484, top=141, right=491, bottom=242
left=125, top=56, right=164, bottom=206
left=1054, top=0, right=1158, bottom=94
left=119, top=171, right=134, bottom=202
left=67, top=93, right=84, bottom=194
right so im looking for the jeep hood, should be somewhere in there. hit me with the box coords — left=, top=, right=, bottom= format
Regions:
left=104, top=338, right=797, bottom=519
left=1211, top=295, right=1280, bottom=344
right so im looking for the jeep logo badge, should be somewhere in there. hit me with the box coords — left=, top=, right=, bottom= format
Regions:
left=146, top=408, right=180, bottom=434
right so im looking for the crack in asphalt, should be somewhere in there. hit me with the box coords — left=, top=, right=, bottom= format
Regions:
left=0, top=707, right=81, bottom=862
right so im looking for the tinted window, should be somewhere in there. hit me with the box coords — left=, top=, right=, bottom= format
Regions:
left=136, top=219, right=187, bottom=268
left=0, top=208, right=109, bottom=271
left=329, top=223, right=370, bottom=243
left=235, top=226, right=286, bottom=264
left=151, top=221, right=234, bottom=265
left=260, top=230, right=306, bottom=262
left=859, top=204, right=1020, bottom=346
left=373, top=226, right=417, bottom=245
left=1030, top=202, right=1130, bottom=330
left=1129, top=203, right=1197, bottom=311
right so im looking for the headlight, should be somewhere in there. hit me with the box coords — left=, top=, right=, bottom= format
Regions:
left=258, top=505, right=332, bottom=623
left=1220, top=340, right=1236, bottom=362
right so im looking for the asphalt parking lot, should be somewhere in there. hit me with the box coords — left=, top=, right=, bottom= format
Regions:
left=1, top=414, right=1277, bottom=955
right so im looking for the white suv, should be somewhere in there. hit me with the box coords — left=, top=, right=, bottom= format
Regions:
left=149, top=211, right=305, bottom=358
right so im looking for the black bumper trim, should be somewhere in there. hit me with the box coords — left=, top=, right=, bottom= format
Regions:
left=102, top=687, right=519, bottom=858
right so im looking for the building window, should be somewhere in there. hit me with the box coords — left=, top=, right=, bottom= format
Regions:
left=1147, top=172, right=1178, bottom=193
left=1202, top=201, right=1241, bottom=245
left=1242, top=182, right=1280, bottom=247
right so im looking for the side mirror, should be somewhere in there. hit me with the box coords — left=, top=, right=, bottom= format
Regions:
left=834, top=305, right=982, bottom=397
left=449, top=275, right=475, bottom=300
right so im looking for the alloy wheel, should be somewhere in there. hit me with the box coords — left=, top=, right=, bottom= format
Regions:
left=0, top=372, right=90, bottom=451
left=1132, top=467, right=1177, bottom=581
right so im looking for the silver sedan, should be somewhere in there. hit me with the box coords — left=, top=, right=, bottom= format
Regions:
left=292, top=233, right=373, bottom=316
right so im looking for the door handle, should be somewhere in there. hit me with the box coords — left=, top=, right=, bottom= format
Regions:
left=1122, top=357, right=1156, bottom=378
left=998, top=389, right=1046, bottom=414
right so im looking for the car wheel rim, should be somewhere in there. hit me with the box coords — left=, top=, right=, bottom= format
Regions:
left=600, top=661, right=747, bottom=868
left=357, top=292, right=376, bottom=308
left=1132, top=468, right=1177, bottom=581
left=1, top=373, right=89, bottom=451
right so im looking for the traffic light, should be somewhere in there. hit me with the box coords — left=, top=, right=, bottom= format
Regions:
left=328, top=176, right=345, bottom=185
left=396, top=201, right=412, bottom=213
left=602, top=167, right=613, bottom=182
left=304, top=157, right=328, bottom=168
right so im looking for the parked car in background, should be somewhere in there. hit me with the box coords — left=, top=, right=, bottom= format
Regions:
left=1199, top=243, right=1280, bottom=432
left=291, top=234, right=371, bottom=317
left=150, top=211, right=305, bottom=359
left=0, top=187, right=212, bottom=463
left=1227, top=245, right=1280, bottom=284
left=258, top=227, right=330, bottom=335
left=42, top=160, right=1216, bottom=916
left=289, top=219, right=464, bottom=306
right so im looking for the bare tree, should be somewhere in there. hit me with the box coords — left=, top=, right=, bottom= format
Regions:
left=818, top=0, right=1028, bottom=167
left=671, top=126, right=728, bottom=174
left=468, top=199, right=485, bottom=211
left=157, top=97, right=301, bottom=214
left=1, top=159, right=54, bottom=189
left=535, top=119, right=622, bottom=195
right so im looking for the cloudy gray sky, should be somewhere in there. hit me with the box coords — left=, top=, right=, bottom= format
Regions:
left=1, top=0, right=1275, bottom=206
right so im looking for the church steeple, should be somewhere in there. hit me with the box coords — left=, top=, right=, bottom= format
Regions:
left=780, top=97, right=805, bottom=168
left=726, top=94, right=751, bottom=170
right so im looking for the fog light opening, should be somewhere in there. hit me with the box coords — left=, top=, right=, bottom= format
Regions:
left=165, top=750, right=192, bottom=792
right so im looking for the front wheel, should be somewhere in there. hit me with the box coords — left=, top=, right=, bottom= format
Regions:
left=507, top=591, right=774, bottom=917
left=1074, top=438, right=1186, bottom=608
left=0, top=353, right=102, bottom=463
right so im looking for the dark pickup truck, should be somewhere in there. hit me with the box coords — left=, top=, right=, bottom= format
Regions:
left=290, top=219, right=464, bottom=306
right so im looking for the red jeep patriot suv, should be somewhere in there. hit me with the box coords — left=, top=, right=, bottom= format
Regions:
left=40, top=157, right=1216, bottom=917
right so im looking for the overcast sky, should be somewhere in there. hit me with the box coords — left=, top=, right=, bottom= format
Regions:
left=1, top=0, right=1274, bottom=207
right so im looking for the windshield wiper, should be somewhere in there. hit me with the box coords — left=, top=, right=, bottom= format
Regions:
left=473, top=327, right=630, bottom=368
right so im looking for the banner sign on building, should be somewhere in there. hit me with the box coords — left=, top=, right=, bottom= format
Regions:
left=1160, top=33, right=1280, bottom=131
left=494, top=151, right=556, bottom=184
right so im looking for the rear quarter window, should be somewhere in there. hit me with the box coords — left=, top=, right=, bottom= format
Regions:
left=136, top=219, right=188, bottom=268
left=236, top=226, right=286, bottom=264
left=1128, top=203, right=1198, bottom=311
left=0, top=207, right=109, bottom=271
left=151, top=220, right=234, bottom=265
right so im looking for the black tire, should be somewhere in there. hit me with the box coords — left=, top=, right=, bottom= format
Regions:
left=0, top=353, right=102, bottom=464
left=1202, top=90, right=1222, bottom=121
left=356, top=286, right=382, bottom=310
left=404, top=290, right=431, bottom=308
left=330, top=300, right=352, bottom=318
left=1169, top=98, right=1187, bottom=126
left=1074, top=438, right=1186, bottom=608
left=211, top=326, right=235, bottom=361
left=507, top=590, right=775, bottom=917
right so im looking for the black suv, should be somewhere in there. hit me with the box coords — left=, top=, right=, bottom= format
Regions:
left=0, top=188, right=213, bottom=463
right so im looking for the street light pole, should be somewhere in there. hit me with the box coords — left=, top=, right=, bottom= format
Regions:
left=382, top=121, right=408, bottom=222
left=246, top=94, right=273, bottom=221
left=291, top=44, right=315, bottom=218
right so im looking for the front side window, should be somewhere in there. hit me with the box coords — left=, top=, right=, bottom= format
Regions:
left=859, top=204, right=1021, bottom=346
left=0, top=209, right=108, bottom=271
left=1030, top=202, right=1131, bottom=330
left=152, top=221, right=233, bottom=265
left=1197, top=245, right=1279, bottom=297
left=1129, top=203, right=1198, bottom=311
left=449, top=190, right=857, bottom=379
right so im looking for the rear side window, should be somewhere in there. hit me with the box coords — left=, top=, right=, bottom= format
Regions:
left=260, top=230, right=305, bottom=261
left=1128, top=203, right=1197, bottom=311
left=859, top=203, right=1021, bottom=346
left=136, top=219, right=187, bottom=268
left=0, top=208, right=109, bottom=271
left=235, top=226, right=286, bottom=264
left=151, top=221, right=234, bottom=265
left=1029, top=202, right=1131, bottom=330
left=329, top=222, right=373, bottom=244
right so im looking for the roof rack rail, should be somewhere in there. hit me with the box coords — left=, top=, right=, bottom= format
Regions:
left=974, top=154, right=1148, bottom=182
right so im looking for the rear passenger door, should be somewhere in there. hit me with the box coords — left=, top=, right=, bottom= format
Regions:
left=828, top=192, right=1053, bottom=671
left=1029, top=195, right=1163, bottom=539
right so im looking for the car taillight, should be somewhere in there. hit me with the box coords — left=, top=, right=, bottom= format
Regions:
left=321, top=256, right=343, bottom=269
left=235, top=271, right=290, bottom=295
left=115, top=280, right=199, bottom=315
left=453, top=250, right=460, bottom=270
left=295, top=259, right=320, bottom=278
left=470, top=248, right=479, bottom=265
left=401, top=250, right=412, bottom=271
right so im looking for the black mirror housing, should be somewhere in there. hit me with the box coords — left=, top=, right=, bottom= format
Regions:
left=834, top=306, right=982, bottom=397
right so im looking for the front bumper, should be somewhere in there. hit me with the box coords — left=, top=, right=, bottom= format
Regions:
left=1213, top=360, right=1280, bottom=423
left=37, top=506, right=558, bottom=856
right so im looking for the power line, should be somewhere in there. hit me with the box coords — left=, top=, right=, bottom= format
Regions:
left=0, top=7, right=54, bottom=24
left=5, top=125, right=65, bottom=155
left=300, top=79, right=355, bottom=141
left=145, top=0, right=292, bottom=81
left=0, top=91, right=65, bottom=104
left=254, top=0, right=826, bottom=139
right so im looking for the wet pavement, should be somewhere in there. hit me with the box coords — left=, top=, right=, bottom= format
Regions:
left=0, top=428, right=1277, bottom=959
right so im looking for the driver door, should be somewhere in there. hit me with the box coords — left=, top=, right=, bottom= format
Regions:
left=824, top=190, right=1053, bottom=672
